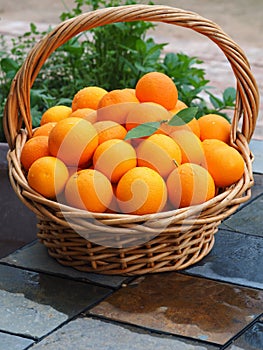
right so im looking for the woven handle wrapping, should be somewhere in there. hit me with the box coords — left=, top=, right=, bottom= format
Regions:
left=3, top=4, right=259, bottom=149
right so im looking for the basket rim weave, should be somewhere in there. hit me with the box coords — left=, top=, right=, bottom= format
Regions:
left=3, top=4, right=260, bottom=274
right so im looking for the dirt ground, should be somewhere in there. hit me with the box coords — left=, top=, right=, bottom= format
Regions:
left=0, top=0, right=262, bottom=48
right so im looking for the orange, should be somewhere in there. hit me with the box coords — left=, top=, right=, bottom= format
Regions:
left=136, top=134, right=182, bottom=179
left=33, top=122, right=57, bottom=137
left=93, top=139, right=137, bottom=183
left=21, top=136, right=50, bottom=171
left=169, top=99, right=188, bottom=115
left=69, top=108, right=97, bottom=123
left=135, top=71, right=178, bottom=110
left=96, top=102, right=137, bottom=125
left=48, top=117, right=98, bottom=167
left=198, top=114, right=231, bottom=143
left=202, top=139, right=245, bottom=188
left=64, top=169, right=113, bottom=212
left=125, top=102, right=171, bottom=131
left=27, top=156, right=69, bottom=199
left=93, top=120, right=127, bottom=144
left=170, top=130, right=205, bottom=165
left=123, top=88, right=136, bottom=95
left=166, top=163, right=215, bottom=208
left=72, top=86, right=108, bottom=111
left=40, top=105, right=72, bottom=126
left=116, top=167, right=167, bottom=215
left=96, top=89, right=139, bottom=124
left=105, top=183, right=120, bottom=213
left=97, top=89, right=139, bottom=109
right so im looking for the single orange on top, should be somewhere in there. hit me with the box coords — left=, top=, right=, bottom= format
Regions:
left=116, top=166, right=167, bottom=215
left=48, top=117, right=98, bottom=167
left=64, top=169, right=113, bottom=212
left=69, top=108, right=97, bottom=124
left=27, top=156, right=69, bottom=199
left=40, top=105, right=72, bottom=126
left=135, top=71, right=178, bottom=110
left=136, top=134, right=182, bottom=179
left=202, top=139, right=244, bottom=188
left=72, top=86, right=108, bottom=111
left=198, top=114, right=231, bottom=143
left=166, top=163, right=215, bottom=208
left=21, top=136, right=50, bottom=171
left=93, top=139, right=137, bottom=183
left=93, top=120, right=127, bottom=144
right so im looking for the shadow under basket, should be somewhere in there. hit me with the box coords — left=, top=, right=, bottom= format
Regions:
left=4, top=5, right=259, bottom=275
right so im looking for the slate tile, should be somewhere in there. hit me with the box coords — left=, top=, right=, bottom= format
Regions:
left=89, top=273, right=263, bottom=345
left=28, top=317, right=219, bottom=350
left=250, top=139, right=263, bottom=174
left=0, top=264, right=111, bottom=339
left=251, top=174, right=263, bottom=198
left=225, top=322, right=263, bottom=350
left=0, top=239, right=28, bottom=260
left=0, top=168, right=37, bottom=244
left=220, top=195, right=263, bottom=236
left=0, top=240, right=128, bottom=288
left=0, top=331, right=34, bottom=350
left=185, top=229, right=263, bottom=289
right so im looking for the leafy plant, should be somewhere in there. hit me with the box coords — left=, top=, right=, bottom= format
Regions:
left=0, top=0, right=236, bottom=142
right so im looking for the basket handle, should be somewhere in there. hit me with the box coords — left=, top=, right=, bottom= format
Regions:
left=4, top=4, right=259, bottom=149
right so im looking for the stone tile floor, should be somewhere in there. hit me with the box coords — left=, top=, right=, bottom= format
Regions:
left=0, top=139, right=262, bottom=349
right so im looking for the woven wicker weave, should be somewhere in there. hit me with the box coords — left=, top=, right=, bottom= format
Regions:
left=3, top=5, right=259, bottom=275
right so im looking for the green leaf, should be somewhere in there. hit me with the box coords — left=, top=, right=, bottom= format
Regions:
left=223, top=87, right=236, bottom=104
left=208, top=93, right=224, bottom=109
left=168, top=107, right=198, bottom=126
left=125, top=121, right=161, bottom=140
left=0, top=57, right=19, bottom=73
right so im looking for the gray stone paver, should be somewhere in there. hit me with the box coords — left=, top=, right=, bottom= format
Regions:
left=224, top=322, right=263, bottom=350
left=250, top=139, right=263, bottom=174
left=0, top=331, right=34, bottom=350
left=0, top=241, right=128, bottom=289
left=0, top=264, right=111, bottom=339
left=185, top=229, right=263, bottom=289
left=221, top=195, right=263, bottom=237
left=28, top=317, right=219, bottom=350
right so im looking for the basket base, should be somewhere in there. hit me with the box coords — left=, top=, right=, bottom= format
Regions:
left=37, top=220, right=217, bottom=275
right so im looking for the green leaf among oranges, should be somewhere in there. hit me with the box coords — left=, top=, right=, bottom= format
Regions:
left=125, top=107, right=198, bottom=140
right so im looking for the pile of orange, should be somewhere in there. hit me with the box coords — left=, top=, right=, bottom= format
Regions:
left=21, top=71, right=245, bottom=215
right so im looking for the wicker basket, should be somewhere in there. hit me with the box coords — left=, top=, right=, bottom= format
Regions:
left=3, top=5, right=259, bottom=275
